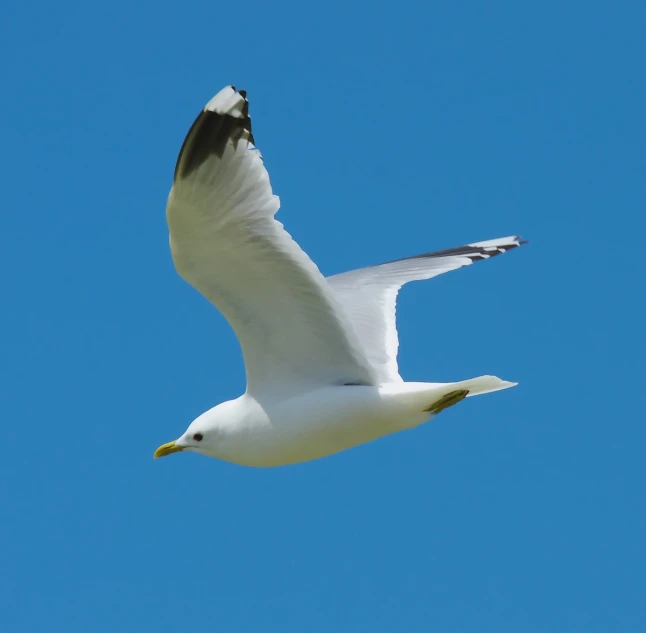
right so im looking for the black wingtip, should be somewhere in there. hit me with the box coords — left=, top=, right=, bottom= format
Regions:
left=173, top=86, right=254, bottom=182
left=385, top=236, right=527, bottom=265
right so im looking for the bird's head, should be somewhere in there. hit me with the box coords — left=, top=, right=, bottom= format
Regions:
left=153, top=403, right=233, bottom=460
left=153, top=428, right=211, bottom=459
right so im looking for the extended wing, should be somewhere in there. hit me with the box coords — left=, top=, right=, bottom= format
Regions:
left=167, top=86, right=377, bottom=396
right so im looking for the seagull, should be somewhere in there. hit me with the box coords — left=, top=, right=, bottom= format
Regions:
left=154, top=86, right=526, bottom=467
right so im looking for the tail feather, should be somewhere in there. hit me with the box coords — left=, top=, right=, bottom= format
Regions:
left=421, top=375, right=517, bottom=415
left=450, top=375, right=518, bottom=397
left=382, top=376, right=517, bottom=415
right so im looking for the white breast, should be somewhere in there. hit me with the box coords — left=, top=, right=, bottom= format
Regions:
left=217, top=386, right=430, bottom=467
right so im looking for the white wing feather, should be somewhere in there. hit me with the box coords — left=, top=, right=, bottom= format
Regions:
left=327, top=237, right=525, bottom=383
left=167, top=87, right=377, bottom=396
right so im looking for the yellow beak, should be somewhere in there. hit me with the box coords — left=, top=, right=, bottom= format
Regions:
left=154, top=440, right=184, bottom=459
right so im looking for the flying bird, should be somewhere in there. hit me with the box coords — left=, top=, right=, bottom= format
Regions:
left=154, top=86, right=525, bottom=467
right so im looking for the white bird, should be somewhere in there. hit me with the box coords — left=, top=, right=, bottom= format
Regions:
left=154, top=86, right=526, bottom=467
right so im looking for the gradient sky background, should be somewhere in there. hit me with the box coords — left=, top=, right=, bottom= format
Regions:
left=2, top=1, right=645, bottom=631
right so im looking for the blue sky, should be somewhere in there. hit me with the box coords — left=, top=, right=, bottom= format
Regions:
left=2, top=0, right=645, bottom=631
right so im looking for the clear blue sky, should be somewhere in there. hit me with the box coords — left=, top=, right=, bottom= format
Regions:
left=2, top=1, right=645, bottom=631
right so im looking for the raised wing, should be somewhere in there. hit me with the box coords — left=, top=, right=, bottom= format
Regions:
left=167, top=86, right=377, bottom=396
left=327, top=237, right=526, bottom=383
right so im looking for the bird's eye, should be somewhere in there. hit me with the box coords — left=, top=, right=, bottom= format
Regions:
left=193, top=433, right=203, bottom=442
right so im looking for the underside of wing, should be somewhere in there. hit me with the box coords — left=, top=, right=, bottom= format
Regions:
left=167, top=86, right=377, bottom=395
left=327, top=236, right=526, bottom=383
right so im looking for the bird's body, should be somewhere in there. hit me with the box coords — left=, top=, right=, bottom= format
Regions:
left=154, top=86, right=526, bottom=467
left=177, top=377, right=513, bottom=467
